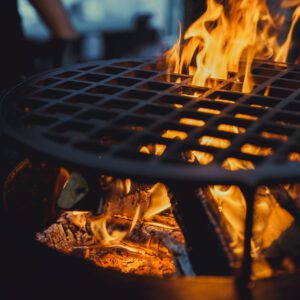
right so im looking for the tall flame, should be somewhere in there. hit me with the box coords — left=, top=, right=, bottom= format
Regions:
left=167, top=0, right=300, bottom=93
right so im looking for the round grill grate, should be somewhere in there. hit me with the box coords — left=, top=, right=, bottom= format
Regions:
left=1, top=58, right=300, bottom=185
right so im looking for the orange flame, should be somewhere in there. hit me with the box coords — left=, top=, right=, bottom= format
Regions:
left=166, top=0, right=300, bottom=93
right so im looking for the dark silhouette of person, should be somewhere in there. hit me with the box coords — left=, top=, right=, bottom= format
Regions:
left=0, top=0, right=77, bottom=90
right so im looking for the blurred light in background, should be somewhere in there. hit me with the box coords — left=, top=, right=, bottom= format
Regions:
left=18, top=0, right=183, bottom=40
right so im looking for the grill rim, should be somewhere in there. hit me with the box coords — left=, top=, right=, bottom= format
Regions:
left=1, top=58, right=300, bottom=187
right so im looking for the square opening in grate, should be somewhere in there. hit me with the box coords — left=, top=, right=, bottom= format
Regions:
left=222, top=82, right=247, bottom=92
left=193, top=100, right=228, bottom=115
left=257, top=86, right=293, bottom=98
left=106, top=77, right=141, bottom=87
left=88, top=85, right=122, bottom=95
left=272, top=79, right=300, bottom=90
left=239, top=75, right=270, bottom=85
left=142, top=62, right=166, bottom=72
left=116, top=115, right=154, bottom=131
left=282, top=72, right=300, bottom=81
left=240, top=137, right=280, bottom=157
left=154, top=73, right=190, bottom=83
left=94, top=66, right=125, bottom=75
left=155, top=94, right=191, bottom=108
left=34, top=89, right=70, bottom=100
left=93, top=128, right=133, bottom=145
left=215, top=117, right=252, bottom=134
left=208, top=91, right=243, bottom=103
left=134, top=135, right=170, bottom=157
left=124, top=70, right=157, bottom=79
left=120, top=89, right=157, bottom=100
left=66, top=94, right=103, bottom=105
left=222, top=156, right=256, bottom=171
left=55, top=81, right=90, bottom=91
left=244, top=96, right=281, bottom=108
left=291, top=66, right=300, bottom=73
left=139, top=143, right=167, bottom=156
left=256, top=124, right=293, bottom=142
left=182, top=148, right=214, bottom=165
left=77, top=109, right=117, bottom=122
left=100, top=99, right=138, bottom=110
left=55, top=71, right=80, bottom=78
left=240, top=143, right=273, bottom=157
left=21, top=98, right=47, bottom=112
left=136, top=104, right=173, bottom=116
left=253, top=76, right=270, bottom=84
left=259, top=63, right=287, bottom=70
left=35, top=78, right=59, bottom=86
left=216, top=124, right=246, bottom=134
left=172, top=85, right=208, bottom=97
left=231, top=106, right=266, bottom=120
left=157, top=123, right=190, bottom=140
left=283, top=101, right=300, bottom=113
left=198, top=135, right=231, bottom=149
left=44, top=104, right=81, bottom=115
left=23, top=114, right=57, bottom=128
left=272, top=112, right=300, bottom=127
left=175, top=111, right=208, bottom=127
left=288, top=147, right=300, bottom=162
left=138, top=81, right=173, bottom=91
left=52, top=121, right=93, bottom=134
left=74, top=141, right=108, bottom=155
left=112, top=61, right=143, bottom=68
left=252, top=68, right=281, bottom=77
left=75, top=74, right=109, bottom=83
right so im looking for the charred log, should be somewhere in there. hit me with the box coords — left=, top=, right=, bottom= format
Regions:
left=37, top=211, right=185, bottom=277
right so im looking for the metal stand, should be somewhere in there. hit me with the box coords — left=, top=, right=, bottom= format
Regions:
left=236, top=185, right=257, bottom=291
left=170, top=183, right=231, bottom=275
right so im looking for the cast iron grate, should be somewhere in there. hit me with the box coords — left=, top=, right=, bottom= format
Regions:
left=1, top=58, right=300, bottom=185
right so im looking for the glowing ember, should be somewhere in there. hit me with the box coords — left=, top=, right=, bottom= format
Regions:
left=37, top=176, right=186, bottom=277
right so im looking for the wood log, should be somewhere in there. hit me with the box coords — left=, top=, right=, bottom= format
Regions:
left=36, top=210, right=185, bottom=277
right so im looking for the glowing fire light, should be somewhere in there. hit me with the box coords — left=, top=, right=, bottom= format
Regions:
left=166, top=0, right=300, bottom=93
left=38, top=0, right=300, bottom=279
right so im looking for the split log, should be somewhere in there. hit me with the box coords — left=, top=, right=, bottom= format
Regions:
left=36, top=211, right=185, bottom=277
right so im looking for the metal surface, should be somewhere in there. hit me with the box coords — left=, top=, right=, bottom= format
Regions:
left=1, top=58, right=300, bottom=186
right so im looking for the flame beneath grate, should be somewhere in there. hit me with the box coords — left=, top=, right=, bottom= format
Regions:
left=37, top=174, right=186, bottom=277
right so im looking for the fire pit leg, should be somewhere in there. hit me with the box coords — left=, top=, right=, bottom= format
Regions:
left=237, top=185, right=257, bottom=286
left=170, top=184, right=231, bottom=275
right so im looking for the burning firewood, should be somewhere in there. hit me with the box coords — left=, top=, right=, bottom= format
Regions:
left=37, top=176, right=188, bottom=277
left=36, top=211, right=184, bottom=277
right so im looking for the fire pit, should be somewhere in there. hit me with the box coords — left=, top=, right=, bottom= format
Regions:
left=1, top=0, right=300, bottom=298
left=1, top=57, right=300, bottom=283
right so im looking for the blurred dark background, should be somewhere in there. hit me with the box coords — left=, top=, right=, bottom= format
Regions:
left=18, top=0, right=184, bottom=71
left=17, top=0, right=300, bottom=77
